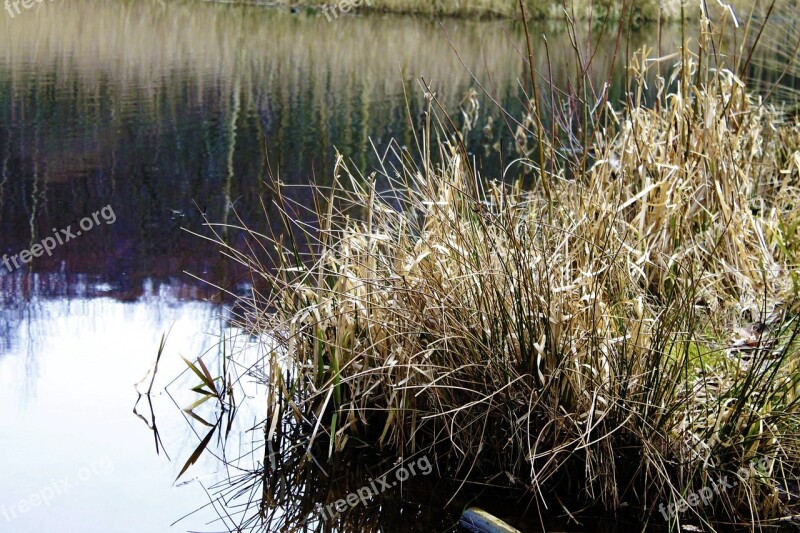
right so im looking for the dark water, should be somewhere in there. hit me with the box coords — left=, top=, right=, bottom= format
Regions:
left=0, top=1, right=793, bottom=531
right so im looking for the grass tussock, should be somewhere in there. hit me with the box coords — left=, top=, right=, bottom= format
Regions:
left=205, top=4, right=800, bottom=530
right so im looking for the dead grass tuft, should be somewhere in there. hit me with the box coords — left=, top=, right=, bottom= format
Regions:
left=205, top=4, right=800, bottom=530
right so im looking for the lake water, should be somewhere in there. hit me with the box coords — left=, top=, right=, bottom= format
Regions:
left=0, top=1, right=792, bottom=531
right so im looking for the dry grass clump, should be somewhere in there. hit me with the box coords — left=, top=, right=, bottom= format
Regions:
left=218, top=50, right=800, bottom=527
left=201, top=6, right=800, bottom=531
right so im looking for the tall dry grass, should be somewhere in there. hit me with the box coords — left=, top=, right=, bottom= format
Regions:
left=196, top=2, right=800, bottom=531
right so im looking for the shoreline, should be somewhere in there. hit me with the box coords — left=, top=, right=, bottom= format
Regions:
left=225, top=0, right=756, bottom=22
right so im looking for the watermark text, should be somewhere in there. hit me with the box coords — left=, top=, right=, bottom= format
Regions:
left=319, top=454, right=432, bottom=521
left=2, top=204, right=116, bottom=274
left=1, top=457, right=114, bottom=522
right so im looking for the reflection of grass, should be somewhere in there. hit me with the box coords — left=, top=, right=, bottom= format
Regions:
left=0, top=0, right=682, bottom=104
left=0, top=0, right=687, bottom=184
left=202, top=3, right=800, bottom=530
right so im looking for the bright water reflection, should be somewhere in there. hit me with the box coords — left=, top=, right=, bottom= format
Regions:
left=0, top=290, right=238, bottom=532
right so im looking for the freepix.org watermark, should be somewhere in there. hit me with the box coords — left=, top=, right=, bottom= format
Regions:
left=658, top=455, right=772, bottom=521
left=2, top=204, right=116, bottom=274
left=4, top=0, right=57, bottom=19
left=660, top=0, right=691, bottom=17
left=321, top=0, right=373, bottom=22
left=1, top=457, right=114, bottom=522
left=319, top=454, right=432, bottom=521
left=660, top=0, right=739, bottom=25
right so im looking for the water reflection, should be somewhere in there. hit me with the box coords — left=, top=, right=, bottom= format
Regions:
left=0, top=291, right=229, bottom=531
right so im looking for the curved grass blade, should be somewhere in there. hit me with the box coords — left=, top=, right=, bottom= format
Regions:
left=175, top=421, right=219, bottom=482
left=182, top=355, right=216, bottom=393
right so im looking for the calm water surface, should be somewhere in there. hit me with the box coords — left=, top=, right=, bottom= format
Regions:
left=3, top=1, right=790, bottom=531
